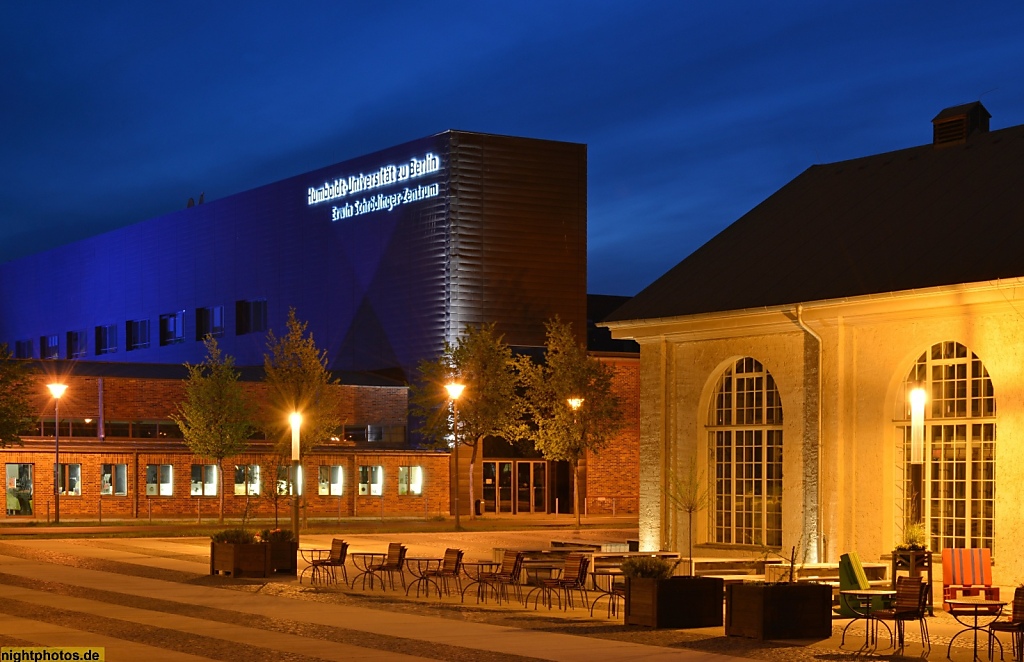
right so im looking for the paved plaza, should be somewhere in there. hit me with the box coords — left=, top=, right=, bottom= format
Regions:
left=0, top=525, right=1011, bottom=661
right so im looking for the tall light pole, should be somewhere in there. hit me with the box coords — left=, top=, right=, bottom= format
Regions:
left=567, top=397, right=584, bottom=526
left=289, top=412, right=302, bottom=545
left=445, top=382, right=465, bottom=529
left=909, top=385, right=927, bottom=524
left=48, top=383, right=68, bottom=524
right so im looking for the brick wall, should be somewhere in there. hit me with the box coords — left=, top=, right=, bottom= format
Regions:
left=584, top=355, right=640, bottom=514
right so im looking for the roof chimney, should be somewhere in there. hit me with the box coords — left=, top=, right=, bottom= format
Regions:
left=932, top=101, right=991, bottom=146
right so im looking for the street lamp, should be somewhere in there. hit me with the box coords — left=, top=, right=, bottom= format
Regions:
left=289, top=412, right=302, bottom=545
left=47, top=383, right=68, bottom=524
left=567, top=397, right=583, bottom=523
left=445, top=382, right=465, bottom=529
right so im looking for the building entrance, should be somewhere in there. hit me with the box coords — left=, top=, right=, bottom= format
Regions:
left=482, top=460, right=547, bottom=514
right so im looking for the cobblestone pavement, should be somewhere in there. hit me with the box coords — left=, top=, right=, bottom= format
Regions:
left=0, top=531, right=1008, bottom=662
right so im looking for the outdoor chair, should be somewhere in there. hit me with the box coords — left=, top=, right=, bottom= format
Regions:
left=306, top=538, right=348, bottom=585
left=479, top=550, right=525, bottom=604
left=366, top=542, right=407, bottom=591
left=873, top=575, right=930, bottom=652
left=525, top=553, right=586, bottom=610
left=838, top=551, right=891, bottom=617
left=423, top=548, right=464, bottom=597
left=942, top=548, right=1000, bottom=611
left=988, top=585, right=1024, bottom=661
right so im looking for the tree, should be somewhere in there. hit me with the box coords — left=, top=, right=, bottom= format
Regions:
left=0, top=343, right=33, bottom=448
left=262, top=308, right=343, bottom=458
left=518, top=317, right=624, bottom=527
left=410, top=323, right=524, bottom=521
left=665, top=462, right=710, bottom=574
left=172, top=337, right=255, bottom=522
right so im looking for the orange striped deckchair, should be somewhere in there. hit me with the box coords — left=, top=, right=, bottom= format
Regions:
left=942, top=548, right=999, bottom=611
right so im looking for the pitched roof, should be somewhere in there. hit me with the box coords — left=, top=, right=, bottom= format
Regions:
left=608, top=115, right=1024, bottom=323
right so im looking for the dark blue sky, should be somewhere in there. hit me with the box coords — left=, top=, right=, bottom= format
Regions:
left=3, top=2, right=1024, bottom=296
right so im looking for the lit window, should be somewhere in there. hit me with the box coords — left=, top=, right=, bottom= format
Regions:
left=398, top=466, right=423, bottom=496
left=127, top=319, right=150, bottom=351
left=58, top=464, right=82, bottom=496
left=190, top=464, right=218, bottom=496
left=101, top=464, right=127, bottom=496
left=318, top=465, right=343, bottom=496
left=359, top=465, right=383, bottom=496
left=159, top=311, right=185, bottom=346
left=146, top=464, right=173, bottom=496
left=234, top=465, right=260, bottom=495
left=276, top=465, right=303, bottom=496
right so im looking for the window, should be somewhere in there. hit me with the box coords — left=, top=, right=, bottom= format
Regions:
left=359, top=465, right=383, bottom=496
left=145, top=464, right=173, bottom=496
left=398, top=466, right=423, bottom=496
left=127, top=319, right=150, bottom=350
left=234, top=465, right=260, bottom=495
left=196, top=305, right=225, bottom=340
left=344, top=425, right=384, bottom=442
left=95, top=324, right=117, bottom=355
left=276, top=465, right=304, bottom=495
left=104, top=421, right=131, bottom=438
left=58, top=464, right=81, bottom=496
left=6, top=463, right=33, bottom=516
left=190, top=464, right=218, bottom=496
left=159, top=311, right=185, bottom=346
left=707, top=357, right=783, bottom=548
left=896, top=341, right=996, bottom=553
left=70, top=419, right=98, bottom=438
left=66, top=330, right=87, bottom=359
left=318, top=465, right=343, bottom=496
left=101, top=464, right=127, bottom=496
left=235, top=298, right=267, bottom=335
left=14, top=340, right=32, bottom=359
left=40, top=335, right=58, bottom=359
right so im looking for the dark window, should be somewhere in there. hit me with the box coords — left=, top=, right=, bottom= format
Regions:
left=66, top=330, right=87, bottom=359
left=196, top=305, right=225, bottom=340
left=134, top=422, right=158, bottom=438
left=104, top=421, right=131, bottom=438
left=14, top=340, right=32, bottom=359
left=235, top=298, right=267, bottom=335
left=159, top=311, right=185, bottom=346
left=95, top=324, right=117, bottom=355
left=127, top=319, right=150, bottom=350
left=40, top=335, right=59, bottom=359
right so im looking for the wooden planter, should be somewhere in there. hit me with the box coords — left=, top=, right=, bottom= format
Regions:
left=210, top=542, right=270, bottom=578
left=625, top=576, right=724, bottom=628
left=268, top=541, right=298, bottom=574
left=725, top=582, right=832, bottom=640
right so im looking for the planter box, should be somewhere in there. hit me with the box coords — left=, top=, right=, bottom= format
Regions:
left=625, top=576, right=724, bottom=628
left=268, top=541, right=298, bottom=574
left=210, top=542, right=270, bottom=578
left=725, top=582, right=832, bottom=640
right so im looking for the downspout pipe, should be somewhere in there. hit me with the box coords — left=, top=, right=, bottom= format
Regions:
left=796, top=304, right=823, bottom=563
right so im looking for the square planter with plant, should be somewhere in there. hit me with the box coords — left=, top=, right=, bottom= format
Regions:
left=622, top=556, right=724, bottom=629
left=209, top=528, right=270, bottom=578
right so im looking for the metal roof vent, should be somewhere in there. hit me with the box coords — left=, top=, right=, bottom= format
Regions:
left=932, top=101, right=991, bottom=146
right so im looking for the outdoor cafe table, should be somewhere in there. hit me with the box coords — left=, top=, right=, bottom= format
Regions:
left=946, top=598, right=1007, bottom=661
left=298, top=548, right=331, bottom=585
left=404, top=556, right=444, bottom=598
left=839, top=589, right=896, bottom=650
left=522, top=560, right=564, bottom=609
left=348, top=551, right=387, bottom=590
left=589, top=568, right=625, bottom=617
left=460, top=560, right=501, bottom=603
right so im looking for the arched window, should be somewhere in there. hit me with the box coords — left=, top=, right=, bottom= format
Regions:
left=707, top=357, right=783, bottom=547
left=896, top=341, right=996, bottom=552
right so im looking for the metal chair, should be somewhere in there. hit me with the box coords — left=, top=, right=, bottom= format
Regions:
left=989, top=585, right=1024, bottom=661
left=306, top=538, right=348, bottom=585
left=873, top=575, right=929, bottom=651
left=479, top=550, right=525, bottom=604
left=365, top=542, right=407, bottom=590
left=423, top=548, right=464, bottom=597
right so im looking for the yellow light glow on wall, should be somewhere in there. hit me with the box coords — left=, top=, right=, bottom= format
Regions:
left=910, top=386, right=926, bottom=464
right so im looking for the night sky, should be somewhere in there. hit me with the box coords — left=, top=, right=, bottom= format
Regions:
left=3, top=2, right=1024, bottom=296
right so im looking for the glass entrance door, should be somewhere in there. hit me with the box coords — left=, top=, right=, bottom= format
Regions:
left=482, top=461, right=515, bottom=513
left=515, top=461, right=548, bottom=513
left=6, top=463, right=33, bottom=516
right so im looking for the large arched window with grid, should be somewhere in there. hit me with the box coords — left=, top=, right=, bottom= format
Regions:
left=896, top=341, right=996, bottom=553
left=706, top=357, right=783, bottom=547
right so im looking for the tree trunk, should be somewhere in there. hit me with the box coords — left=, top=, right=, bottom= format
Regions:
left=468, top=437, right=480, bottom=520
left=573, top=458, right=581, bottom=528
left=218, top=457, right=225, bottom=524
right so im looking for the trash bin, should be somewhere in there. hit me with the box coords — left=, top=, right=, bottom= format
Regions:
left=474, top=500, right=482, bottom=516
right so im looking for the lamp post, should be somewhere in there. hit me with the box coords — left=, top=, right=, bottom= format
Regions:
left=445, top=382, right=465, bottom=529
left=47, top=383, right=68, bottom=524
left=289, top=412, right=302, bottom=545
left=908, top=385, right=927, bottom=523
left=567, top=397, right=583, bottom=525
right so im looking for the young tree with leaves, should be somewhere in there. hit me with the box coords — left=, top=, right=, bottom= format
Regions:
left=262, top=307, right=342, bottom=465
left=518, top=317, right=624, bottom=528
left=172, top=337, right=255, bottom=522
left=410, top=323, right=523, bottom=522
left=0, top=343, right=33, bottom=448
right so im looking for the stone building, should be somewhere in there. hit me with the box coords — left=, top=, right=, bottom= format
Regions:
left=605, top=102, right=1024, bottom=583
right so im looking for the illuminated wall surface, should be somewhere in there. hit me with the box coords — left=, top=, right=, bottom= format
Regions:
left=0, top=131, right=587, bottom=378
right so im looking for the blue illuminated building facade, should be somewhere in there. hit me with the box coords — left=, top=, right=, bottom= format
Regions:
left=0, top=131, right=587, bottom=380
